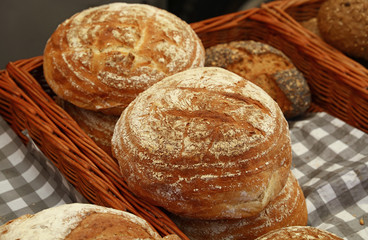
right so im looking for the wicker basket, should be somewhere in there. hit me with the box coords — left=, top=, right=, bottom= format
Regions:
left=263, top=0, right=368, bottom=133
left=0, top=3, right=367, bottom=239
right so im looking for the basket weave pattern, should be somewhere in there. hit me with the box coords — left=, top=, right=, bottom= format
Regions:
left=0, top=2, right=367, bottom=238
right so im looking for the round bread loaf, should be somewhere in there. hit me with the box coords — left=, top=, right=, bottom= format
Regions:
left=255, top=226, right=343, bottom=240
left=43, top=2, right=205, bottom=115
left=205, top=40, right=311, bottom=119
left=170, top=172, right=308, bottom=240
left=58, top=99, right=119, bottom=156
left=317, top=0, right=368, bottom=61
left=112, top=67, right=292, bottom=219
left=0, top=203, right=179, bottom=240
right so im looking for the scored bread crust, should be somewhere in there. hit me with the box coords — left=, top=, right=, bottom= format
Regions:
left=43, top=3, right=205, bottom=115
left=255, top=226, right=343, bottom=240
left=0, top=203, right=166, bottom=240
left=112, top=67, right=292, bottom=219
left=170, top=172, right=308, bottom=240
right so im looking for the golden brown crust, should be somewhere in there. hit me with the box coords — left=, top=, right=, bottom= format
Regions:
left=44, top=3, right=205, bottom=115
left=170, top=172, right=308, bottom=240
left=0, top=203, right=172, bottom=240
left=112, top=67, right=292, bottom=219
left=255, top=226, right=343, bottom=240
left=58, top=99, right=118, bottom=156
left=205, top=40, right=311, bottom=119
left=318, top=0, right=368, bottom=60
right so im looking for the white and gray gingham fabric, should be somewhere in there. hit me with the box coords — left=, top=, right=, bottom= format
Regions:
left=289, top=112, right=368, bottom=240
left=0, top=112, right=367, bottom=239
left=0, top=116, right=86, bottom=225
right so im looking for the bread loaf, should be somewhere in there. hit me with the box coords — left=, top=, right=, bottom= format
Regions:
left=254, top=226, right=343, bottom=240
left=43, top=2, right=205, bottom=115
left=58, top=99, right=118, bottom=156
left=170, top=171, right=308, bottom=240
left=0, top=203, right=180, bottom=240
left=205, top=40, right=311, bottom=119
left=317, top=0, right=368, bottom=61
left=112, top=67, right=292, bottom=219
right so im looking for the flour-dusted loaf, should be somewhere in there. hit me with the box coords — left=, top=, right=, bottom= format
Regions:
left=205, top=40, right=311, bottom=119
left=58, top=99, right=119, bottom=156
left=317, top=0, right=368, bottom=61
left=170, top=172, right=308, bottom=240
left=254, top=226, right=343, bottom=240
left=43, top=2, right=205, bottom=115
left=112, top=67, right=292, bottom=219
left=0, top=203, right=180, bottom=240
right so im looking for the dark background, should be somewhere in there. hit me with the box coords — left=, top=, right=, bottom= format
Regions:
left=0, top=0, right=272, bottom=69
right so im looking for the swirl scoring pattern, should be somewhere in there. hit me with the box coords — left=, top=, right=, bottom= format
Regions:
left=43, top=3, right=205, bottom=115
left=112, top=67, right=292, bottom=219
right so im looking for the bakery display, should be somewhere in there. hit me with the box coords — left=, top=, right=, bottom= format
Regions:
left=170, top=172, right=308, bottom=240
left=317, top=0, right=368, bottom=61
left=205, top=40, right=311, bottom=119
left=254, top=226, right=343, bottom=240
left=0, top=203, right=180, bottom=240
left=57, top=99, right=119, bottom=157
left=43, top=2, right=205, bottom=116
left=112, top=67, right=292, bottom=220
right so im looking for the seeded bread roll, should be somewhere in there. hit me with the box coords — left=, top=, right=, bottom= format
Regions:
left=58, top=99, right=119, bottom=156
left=170, top=172, right=308, bottom=240
left=255, top=226, right=343, bottom=240
left=112, top=67, right=292, bottom=220
left=318, top=0, right=368, bottom=61
left=43, top=3, right=205, bottom=115
left=0, top=203, right=180, bottom=240
left=205, top=40, right=311, bottom=119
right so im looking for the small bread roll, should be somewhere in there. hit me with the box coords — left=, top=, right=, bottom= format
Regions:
left=255, top=226, right=343, bottom=240
left=58, top=99, right=118, bottom=156
left=205, top=40, right=311, bottom=119
left=318, top=0, right=368, bottom=60
left=44, top=3, right=205, bottom=115
left=170, top=172, right=308, bottom=240
left=0, top=203, right=179, bottom=240
left=112, top=67, right=292, bottom=219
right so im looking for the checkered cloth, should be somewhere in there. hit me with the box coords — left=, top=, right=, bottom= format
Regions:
left=290, top=112, right=368, bottom=240
left=0, top=116, right=86, bottom=225
left=0, top=112, right=367, bottom=239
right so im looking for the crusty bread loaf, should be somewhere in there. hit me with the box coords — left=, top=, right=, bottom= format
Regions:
left=317, top=0, right=368, bottom=61
left=170, top=171, right=308, bottom=240
left=254, top=226, right=343, bottom=240
left=0, top=203, right=180, bottom=240
left=205, top=40, right=311, bottom=119
left=112, top=67, right=292, bottom=219
left=43, top=2, right=205, bottom=115
left=57, top=98, right=118, bottom=156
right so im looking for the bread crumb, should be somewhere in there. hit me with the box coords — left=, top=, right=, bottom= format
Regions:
left=360, top=217, right=364, bottom=225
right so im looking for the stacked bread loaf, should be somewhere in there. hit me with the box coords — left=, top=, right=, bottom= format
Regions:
left=254, top=226, right=343, bottom=240
left=112, top=67, right=308, bottom=239
left=43, top=2, right=205, bottom=155
left=0, top=203, right=180, bottom=240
